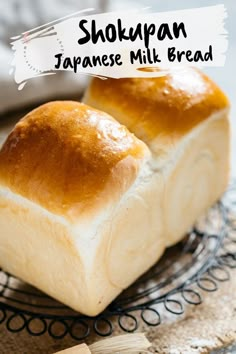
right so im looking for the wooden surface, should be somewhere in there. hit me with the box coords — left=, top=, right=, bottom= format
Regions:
left=54, top=343, right=91, bottom=354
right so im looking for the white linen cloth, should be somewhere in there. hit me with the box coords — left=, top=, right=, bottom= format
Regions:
left=0, top=0, right=107, bottom=113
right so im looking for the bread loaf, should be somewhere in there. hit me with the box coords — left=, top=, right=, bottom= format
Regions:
left=0, top=68, right=230, bottom=315
left=83, top=67, right=230, bottom=246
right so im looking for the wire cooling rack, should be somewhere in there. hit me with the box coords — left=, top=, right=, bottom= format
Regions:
left=0, top=181, right=236, bottom=340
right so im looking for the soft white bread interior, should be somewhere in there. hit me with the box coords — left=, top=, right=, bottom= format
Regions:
left=0, top=68, right=230, bottom=316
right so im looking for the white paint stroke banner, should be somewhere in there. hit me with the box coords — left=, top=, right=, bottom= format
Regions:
left=10, top=5, right=228, bottom=90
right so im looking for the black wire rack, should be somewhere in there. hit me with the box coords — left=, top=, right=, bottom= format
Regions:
left=0, top=181, right=236, bottom=340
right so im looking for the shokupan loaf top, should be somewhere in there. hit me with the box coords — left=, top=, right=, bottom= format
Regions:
left=84, top=67, right=229, bottom=144
left=0, top=101, right=149, bottom=220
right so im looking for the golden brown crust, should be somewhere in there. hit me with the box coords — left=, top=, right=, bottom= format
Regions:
left=84, top=67, right=229, bottom=143
left=0, top=101, right=148, bottom=220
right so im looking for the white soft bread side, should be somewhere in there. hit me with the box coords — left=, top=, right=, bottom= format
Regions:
left=0, top=164, right=164, bottom=315
left=0, top=69, right=230, bottom=316
left=161, top=110, right=229, bottom=246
